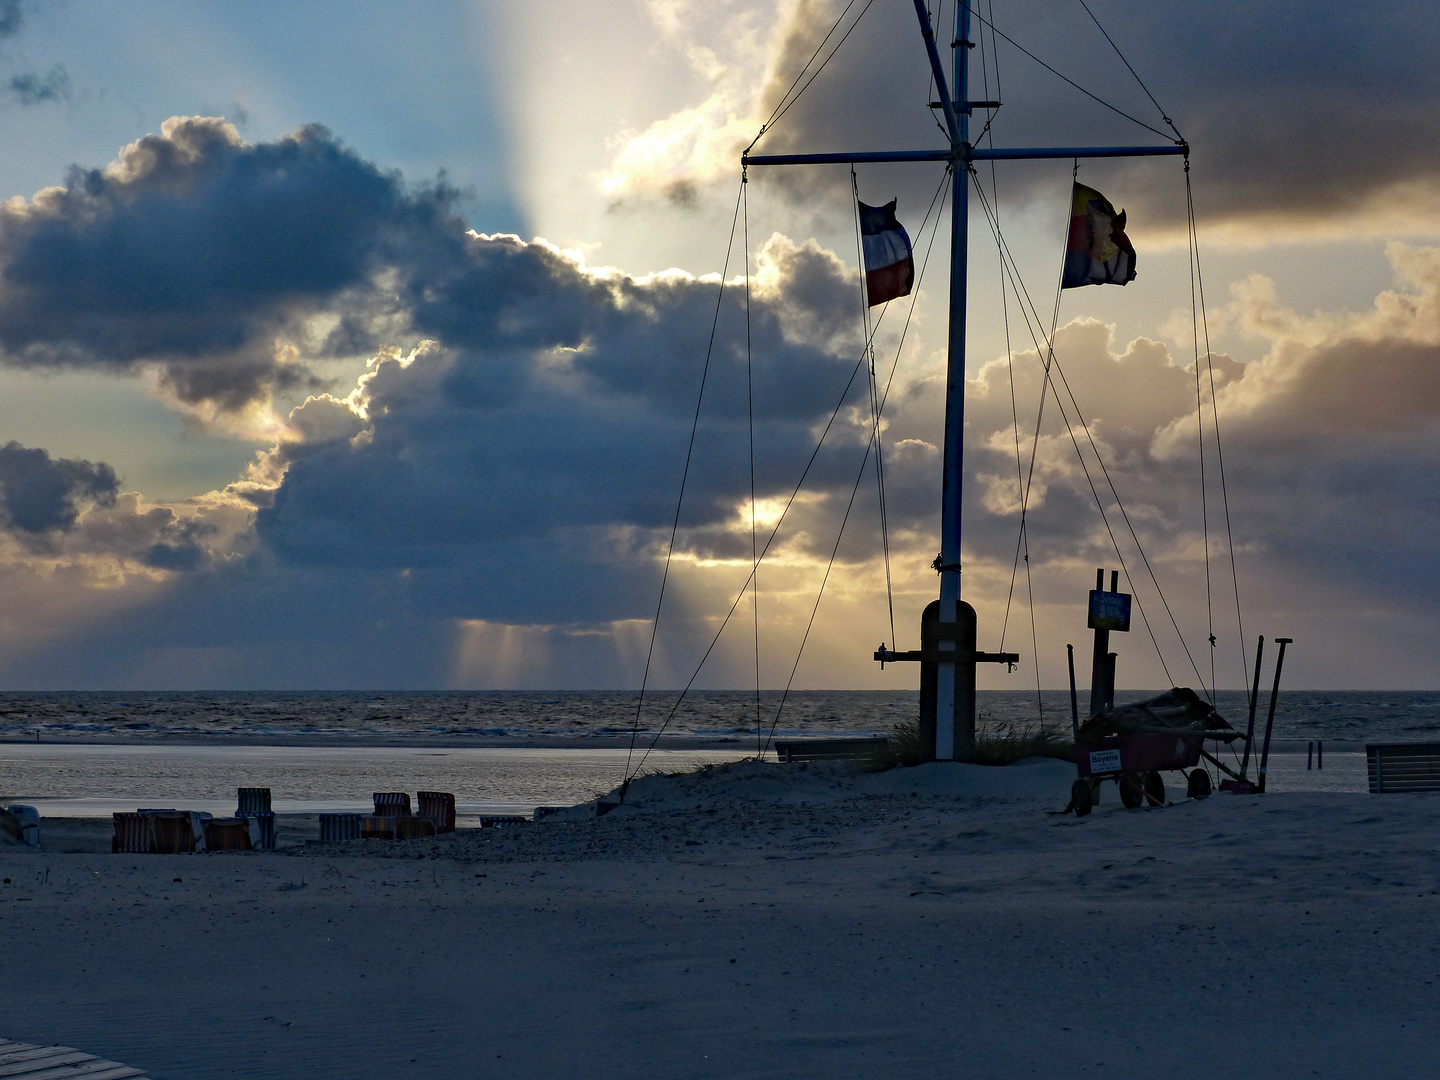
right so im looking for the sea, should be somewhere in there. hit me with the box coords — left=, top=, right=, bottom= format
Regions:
left=0, top=689, right=1432, bottom=815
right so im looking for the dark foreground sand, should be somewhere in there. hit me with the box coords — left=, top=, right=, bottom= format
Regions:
left=2, top=759, right=1438, bottom=1079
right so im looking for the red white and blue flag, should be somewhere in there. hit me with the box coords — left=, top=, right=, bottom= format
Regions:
left=1062, top=183, right=1136, bottom=288
left=858, top=199, right=914, bottom=306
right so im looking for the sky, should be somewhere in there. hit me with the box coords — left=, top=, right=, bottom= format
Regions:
left=0, top=0, right=1436, bottom=692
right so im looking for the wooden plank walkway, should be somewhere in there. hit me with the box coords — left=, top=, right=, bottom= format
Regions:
left=0, top=1037, right=148, bottom=1079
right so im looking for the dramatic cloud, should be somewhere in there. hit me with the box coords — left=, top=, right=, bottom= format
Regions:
left=251, top=230, right=877, bottom=622
left=601, top=0, right=1440, bottom=243
left=0, top=440, right=115, bottom=533
left=0, top=440, right=233, bottom=576
left=2, top=114, right=1438, bottom=689
left=0, top=117, right=465, bottom=417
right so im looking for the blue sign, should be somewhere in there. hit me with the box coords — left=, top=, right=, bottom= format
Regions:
left=1088, top=589, right=1132, bottom=632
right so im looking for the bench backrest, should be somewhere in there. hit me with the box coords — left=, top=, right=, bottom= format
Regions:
left=774, top=737, right=891, bottom=763
left=1367, top=743, right=1440, bottom=793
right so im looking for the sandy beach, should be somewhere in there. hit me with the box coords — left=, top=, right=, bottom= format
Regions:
left=2, top=757, right=1437, bottom=1079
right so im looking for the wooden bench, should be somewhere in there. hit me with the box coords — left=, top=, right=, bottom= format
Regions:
left=773, top=737, right=891, bottom=763
left=1367, top=743, right=1440, bottom=793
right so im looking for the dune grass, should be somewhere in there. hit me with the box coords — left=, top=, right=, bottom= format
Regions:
left=869, top=718, right=1072, bottom=770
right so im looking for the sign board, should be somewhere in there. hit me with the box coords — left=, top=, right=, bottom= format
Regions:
left=1087, top=589, right=1132, bottom=632
left=1088, top=748, right=1122, bottom=774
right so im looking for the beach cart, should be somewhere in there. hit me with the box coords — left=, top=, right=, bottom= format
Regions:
left=1069, top=688, right=1245, bottom=815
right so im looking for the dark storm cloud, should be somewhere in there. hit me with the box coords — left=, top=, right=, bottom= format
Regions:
left=737, top=0, right=1440, bottom=237
left=254, top=232, right=872, bottom=600
left=0, top=440, right=218, bottom=569
left=0, top=116, right=466, bottom=410
left=0, top=439, right=115, bottom=532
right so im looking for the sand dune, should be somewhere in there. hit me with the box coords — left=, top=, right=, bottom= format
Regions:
left=2, top=759, right=1438, bottom=1078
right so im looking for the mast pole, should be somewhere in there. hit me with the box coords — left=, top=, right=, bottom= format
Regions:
left=745, top=3, right=1185, bottom=766
left=935, top=0, right=972, bottom=761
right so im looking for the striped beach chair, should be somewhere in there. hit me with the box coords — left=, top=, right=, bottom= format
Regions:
left=112, top=812, right=151, bottom=854
left=236, top=787, right=272, bottom=814
left=360, top=815, right=399, bottom=839
left=416, top=791, right=456, bottom=832
left=373, top=792, right=411, bottom=816
left=203, top=817, right=253, bottom=851
left=318, top=813, right=363, bottom=842
left=394, top=816, right=437, bottom=840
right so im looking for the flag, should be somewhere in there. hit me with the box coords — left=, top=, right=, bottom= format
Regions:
left=858, top=199, right=914, bottom=306
left=1062, top=183, right=1136, bottom=288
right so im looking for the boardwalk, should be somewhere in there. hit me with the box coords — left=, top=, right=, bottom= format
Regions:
left=0, top=1037, right=147, bottom=1079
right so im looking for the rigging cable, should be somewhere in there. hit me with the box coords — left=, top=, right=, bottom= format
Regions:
left=762, top=166, right=954, bottom=755
left=629, top=165, right=951, bottom=779
left=744, top=172, right=762, bottom=758
left=978, top=0, right=1043, bottom=721
left=748, top=0, right=879, bottom=153
left=1075, top=0, right=1184, bottom=142
left=623, top=173, right=939, bottom=782
left=851, top=167, right=897, bottom=650
left=622, top=178, right=746, bottom=790
left=971, top=171, right=1213, bottom=696
left=967, top=7, right=1178, bottom=144
left=1185, top=155, right=1216, bottom=696
left=1187, top=157, right=1248, bottom=687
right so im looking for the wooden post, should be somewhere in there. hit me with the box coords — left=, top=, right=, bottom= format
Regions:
left=1088, top=568, right=1109, bottom=719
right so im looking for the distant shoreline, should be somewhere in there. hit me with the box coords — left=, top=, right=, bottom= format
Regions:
left=0, top=734, right=1364, bottom=752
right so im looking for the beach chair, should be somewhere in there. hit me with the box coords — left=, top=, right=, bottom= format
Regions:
left=394, top=816, right=437, bottom=839
left=318, top=813, right=363, bottom=842
left=203, top=817, right=253, bottom=851
left=112, top=812, right=151, bottom=853
left=236, top=787, right=272, bottom=814
left=237, top=811, right=276, bottom=850
left=360, top=815, right=400, bottom=839
left=416, top=790, right=456, bottom=832
left=373, top=792, right=412, bottom=816
left=144, top=810, right=208, bottom=853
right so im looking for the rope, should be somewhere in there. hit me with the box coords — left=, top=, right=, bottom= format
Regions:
left=1185, top=156, right=1216, bottom=695
left=968, top=8, right=1179, bottom=144
left=974, top=33, right=1043, bottom=720
left=1187, top=159, right=1248, bottom=687
left=971, top=171, right=1211, bottom=696
left=744, top=173, right=762, bottom=758
left=749, top=0, right=878, bottom=152
left=628, top=167, right=952, bottom=779
left=623, top=178, right=747, bottom=787
left=850, top=168, right=897, bottom=650
left=1075, top=0, right=1184, bottom=142
left=762, top=167, right=953, bottom=755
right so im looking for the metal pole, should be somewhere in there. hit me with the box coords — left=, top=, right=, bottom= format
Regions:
left=1239, top=635, right=1264, bottom=779
left=1257, top=637, right=1291, bottom=793
left=935, top=0, right=971, bottom=761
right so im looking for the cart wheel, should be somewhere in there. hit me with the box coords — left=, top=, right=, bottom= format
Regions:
left=1118, top=772, right=1144, bottom=808
left=1071, top=778, right=1093, bottom=817
left=1186, top=768, right=1212, bottom=800
left=1142, top=770, right=1166, bottom=807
